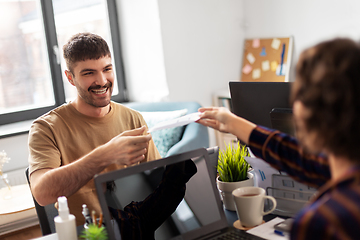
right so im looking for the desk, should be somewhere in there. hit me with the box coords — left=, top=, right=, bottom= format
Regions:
left=32, top=212, right=285, bottom=240
left=224, top=208, right=281, bottom=226
left=32, top=233, right=58, bottom=240
left=0, top=184, right=38, bottom=236
left=30, top=225, right=84, bottom=240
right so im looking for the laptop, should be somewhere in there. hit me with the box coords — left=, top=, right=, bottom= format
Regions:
left=94, top=147, right=265, bottom=240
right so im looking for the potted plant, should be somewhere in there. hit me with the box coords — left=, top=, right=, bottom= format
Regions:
left=80, top=223, right=108, bottom=240
left=216, top=142, right=254, bottom=211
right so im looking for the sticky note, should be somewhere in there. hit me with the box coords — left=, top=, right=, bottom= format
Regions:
left=260, top=47, right=267, bottom=56
left=262, top=60, right=270, bottom=71
left=271, top=38, right=281, bottom=50
left=271, top=61, right=278, bottom=71
left=252, top=39, right=260, bottom=48
left=242, top=64, right=252, bottom=75
left=247, top=53, right=256, bottom=64
left=276, top=63, right=286, bottom=76
left=252, top=68, right=261, bottom=79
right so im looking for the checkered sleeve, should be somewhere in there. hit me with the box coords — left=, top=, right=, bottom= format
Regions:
left=248, top=126, right=330, bottom=188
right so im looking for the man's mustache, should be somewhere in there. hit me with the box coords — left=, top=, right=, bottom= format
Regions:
left=88, top=82, right=112, bottom=91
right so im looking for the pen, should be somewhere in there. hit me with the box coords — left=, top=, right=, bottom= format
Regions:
left=274, top=229, right=285, bottom=236
left=279, top=43, right=285, bottom=76
left=98, top=213, right=103, bottom=227
left=82, top=204, right=92, bottom=225
left=92, top=210, right=97, bottom=226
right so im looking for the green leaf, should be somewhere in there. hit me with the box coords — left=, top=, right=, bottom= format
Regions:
left=80, top=224, right=108, bottom=240
left=217, top=142, right=250, bottom=182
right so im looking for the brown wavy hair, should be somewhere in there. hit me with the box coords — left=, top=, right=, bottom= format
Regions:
left=63, top=32, right=111, bottom=73
left=291, top=38, right=360, bottom=161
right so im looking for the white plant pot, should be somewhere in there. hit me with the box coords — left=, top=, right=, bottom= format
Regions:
left=216, top=172, right=254, bottom=211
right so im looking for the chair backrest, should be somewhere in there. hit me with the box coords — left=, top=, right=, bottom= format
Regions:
left=25, top=167, right=58, bottom=236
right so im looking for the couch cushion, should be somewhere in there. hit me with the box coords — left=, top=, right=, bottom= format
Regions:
left=140, top=109, right=188, bottom=157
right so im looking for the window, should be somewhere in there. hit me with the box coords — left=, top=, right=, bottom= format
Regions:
left=0, top=0, right=126, bottom=127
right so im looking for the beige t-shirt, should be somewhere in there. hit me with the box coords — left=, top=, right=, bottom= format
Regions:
left=28, top=101, right=161, bottom=226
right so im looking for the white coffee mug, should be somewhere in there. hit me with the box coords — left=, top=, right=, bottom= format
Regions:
left=232, top=186, right=277, bottom=227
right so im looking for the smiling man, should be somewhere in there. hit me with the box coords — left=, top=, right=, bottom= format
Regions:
left=28, top=33, right=161, bottom=226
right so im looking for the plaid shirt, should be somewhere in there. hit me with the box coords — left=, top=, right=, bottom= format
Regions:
left=249, top=126, right=360, bottom=240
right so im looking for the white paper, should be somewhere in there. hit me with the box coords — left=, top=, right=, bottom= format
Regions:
left=247, top=217, right=290, bottom=240
left=245, top=156, right=280, bottom=190
left=262, top=60, right=270, bottom=71
left=271, top=38, right=281, bottom=50
left=247, top=53, right=256, bottom=64
left=147, top=112, right=201, bottom=133
left=252, top=69, right=261, bottom=79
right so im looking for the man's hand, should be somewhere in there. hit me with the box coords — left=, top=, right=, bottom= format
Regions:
left=102, top=126, right=152, bottom=166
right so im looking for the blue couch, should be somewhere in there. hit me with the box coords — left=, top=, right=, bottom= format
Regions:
left=123, top=101, right=209, bottom=157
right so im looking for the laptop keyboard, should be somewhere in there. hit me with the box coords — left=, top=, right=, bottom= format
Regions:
left=208, top=229, right=264, bottom=240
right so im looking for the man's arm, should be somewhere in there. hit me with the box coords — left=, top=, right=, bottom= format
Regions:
left=30, top=126, right=151, bottom=206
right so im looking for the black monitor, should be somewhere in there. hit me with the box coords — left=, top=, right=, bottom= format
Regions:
left=229, top=82, right=295, bottom=136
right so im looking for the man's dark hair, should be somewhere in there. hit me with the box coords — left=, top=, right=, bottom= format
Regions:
left=63, top=32, right=111, bottom=73
left=291, top=38, right=360, bottom=161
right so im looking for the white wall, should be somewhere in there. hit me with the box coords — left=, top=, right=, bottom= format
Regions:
left=158, top=0, right=245, bottom=106
left=116, top=0, right=170, bottom=102
left=4, top=0, right=360, bottom=173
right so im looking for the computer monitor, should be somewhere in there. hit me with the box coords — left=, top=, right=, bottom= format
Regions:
left=229, top=82, right=294, bottom=136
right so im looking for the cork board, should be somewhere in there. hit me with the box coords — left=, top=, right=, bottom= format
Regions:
left=240, top=37, right=293, bottom=82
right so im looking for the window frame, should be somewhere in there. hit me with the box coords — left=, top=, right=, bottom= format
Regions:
left=0, top=0, right=127, bottom=127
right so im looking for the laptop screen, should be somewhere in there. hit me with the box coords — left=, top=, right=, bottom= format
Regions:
left=94, top=148, right=227, bottom=240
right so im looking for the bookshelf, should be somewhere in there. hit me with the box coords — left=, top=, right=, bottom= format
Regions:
left=212, top=90, right=238, bottom=151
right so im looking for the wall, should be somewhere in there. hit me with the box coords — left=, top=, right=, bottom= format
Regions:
left=116, top=0, right=170, bottom=102
left=158, top=0, right=245, bottom=106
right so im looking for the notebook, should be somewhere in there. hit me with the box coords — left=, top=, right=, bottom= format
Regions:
left=94, top=147, right=265, bottom=240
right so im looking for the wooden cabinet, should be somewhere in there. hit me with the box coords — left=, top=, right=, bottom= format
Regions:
left=212, top=90, right=238, bottom=151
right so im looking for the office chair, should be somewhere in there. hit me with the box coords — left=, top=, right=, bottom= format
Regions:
left=25, top=167, right=58, bottom=236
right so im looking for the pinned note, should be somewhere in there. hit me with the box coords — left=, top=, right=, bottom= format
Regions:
left=276, top=63, right=286, bottom=76
left=247, top=53, right=256, bottom=64
left=271, top=61, right=278, bottom=71
left=252, top=39, right=260, bottom=48
left=242, top=64, right=253, bottom=75
left=252, top=68, right=261, bottom=79
left=271, top=38, right=281, bottom=50
left=262, top=60, right=270, bottom=71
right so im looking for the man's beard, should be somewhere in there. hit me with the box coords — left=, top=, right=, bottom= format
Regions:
left=78, top=81, right=113, bottom=108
